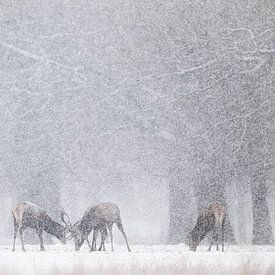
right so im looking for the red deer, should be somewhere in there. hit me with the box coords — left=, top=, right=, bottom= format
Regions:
left=62, top=202, right=131, bottom=252
left=189, top=203, right=225, bottom=251
left=12, top=201, right=66, bottom=251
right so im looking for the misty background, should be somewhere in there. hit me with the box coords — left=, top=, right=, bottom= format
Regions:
left=0, top=0, right=274, bottom=246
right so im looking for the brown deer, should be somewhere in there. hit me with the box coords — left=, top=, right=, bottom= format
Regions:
left=189, top=203, right=225, bottom=251
left=12, top=201, right=67, bottom=251
left=62, top=202, right=131, bottom=252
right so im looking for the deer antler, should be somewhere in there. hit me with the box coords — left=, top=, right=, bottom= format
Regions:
left=61, top=211, right=72, bottom=229
left=66, top=234, right=73, bottom=240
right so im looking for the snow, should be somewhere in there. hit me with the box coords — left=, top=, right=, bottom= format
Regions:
left=0, top=1, right=274, bottom=274
left=0, top=244, right=274, bottom=275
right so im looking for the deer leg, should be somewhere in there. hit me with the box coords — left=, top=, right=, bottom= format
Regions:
left=216, top=232, right=220, bottom=251
left=208, top=231, right=215, bottom=252
left=86, top=237, right=92, bottom=250
left=37, top=228, right=45, bottom=251
left=116, top=219, right=131, bottom=252
left=98, top=227, right=107, bottom=251
left=102, top=227, right=107, bottom=251
left=19, top=226, right=26, bottom=252
left=221, top=220, right=225, bottom=252
left=216, top=226, right=223, bottom=251
left=107, top=224, right=114, bottom=252
left=90, top=228, right=98, bottom=252
left=98, top=233, right=103, bottom=251
left=12, top=218, right=19, bottom=252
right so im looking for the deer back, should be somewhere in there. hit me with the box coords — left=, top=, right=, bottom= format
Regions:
left=94, top=202, right=120, bottom=223
left=12, top=201, right=43, bottom=227
left=77, top=202, right=120, bottom=233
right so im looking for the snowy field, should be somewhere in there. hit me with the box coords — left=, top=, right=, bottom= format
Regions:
left=0, top=244, right=274, bottom=275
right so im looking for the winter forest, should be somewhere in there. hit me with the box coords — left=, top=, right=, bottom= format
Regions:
left=0, top=0, right=274, bottom=274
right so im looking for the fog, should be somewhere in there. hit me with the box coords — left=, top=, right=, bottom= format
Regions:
left=0, top=0, right=274, bottom=247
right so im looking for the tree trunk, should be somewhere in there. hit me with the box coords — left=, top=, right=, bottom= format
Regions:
left=12, top=98, right=61, bottom=244
left=168, top=167, right=196, bottom=244
left=252, top=182, right=273, bottom=244
left=15, top=164, right=60, bottom=244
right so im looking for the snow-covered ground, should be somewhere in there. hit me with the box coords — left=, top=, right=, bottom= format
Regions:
left=0, top=244, right=274, bottom=275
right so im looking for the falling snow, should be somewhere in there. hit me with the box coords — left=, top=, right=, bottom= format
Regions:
left=0, top=0, right=274, bottom=274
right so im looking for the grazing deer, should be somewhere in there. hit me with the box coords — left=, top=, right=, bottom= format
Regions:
left=12, top=201, right=66, bottom=251
left=62, top=202, right=131, bottom=252
left=189, top=203, right=225, bottom=252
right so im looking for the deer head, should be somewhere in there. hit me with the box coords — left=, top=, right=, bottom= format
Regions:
left=61, top=211, right=85, bottom=251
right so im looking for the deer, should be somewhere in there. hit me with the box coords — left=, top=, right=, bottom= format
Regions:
left=12, top=201, right=67, bottom=252
left=189, top=203, right=225, bottom=252
left=61, top=202, right=131, bottom=252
